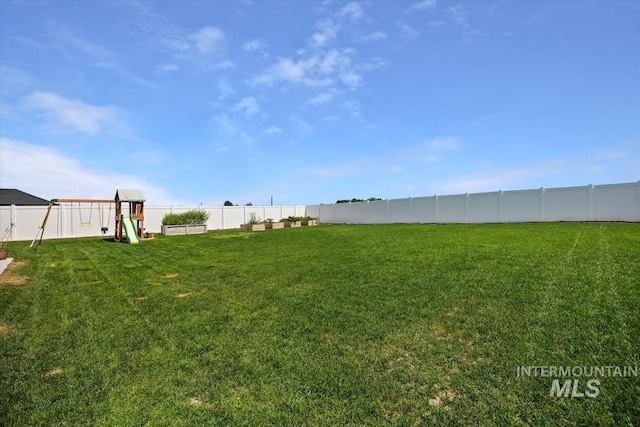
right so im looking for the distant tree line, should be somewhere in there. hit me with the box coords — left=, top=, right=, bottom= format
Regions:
left=336, top=197, right=382, bottom=204
left=223, top=201, right=253, bottom=206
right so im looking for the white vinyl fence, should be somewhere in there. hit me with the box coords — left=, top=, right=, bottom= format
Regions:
left=306, top=182, right=640, bottom=225
left=0, top=204, right=306, bottom=242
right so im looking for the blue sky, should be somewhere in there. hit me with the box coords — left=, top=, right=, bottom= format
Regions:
left=1, top=0, right=638, bottom=205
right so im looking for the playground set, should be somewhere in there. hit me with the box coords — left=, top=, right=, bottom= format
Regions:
left=30, top=189, right=148, bottom=247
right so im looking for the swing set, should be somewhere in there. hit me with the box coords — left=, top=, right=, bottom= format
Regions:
left=30, top=198, right=115, bottom=247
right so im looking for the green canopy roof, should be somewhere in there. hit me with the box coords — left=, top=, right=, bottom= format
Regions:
left=115, top=189, right=145, bottom=202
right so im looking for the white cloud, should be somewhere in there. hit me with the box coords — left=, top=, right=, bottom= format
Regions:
left=427, top=137, right=460, bottom=151
left=448, top=5, right=467, bottom=26
left=250, top=49, right=359, bottom=89
left=0, top=64, right=35, bottom=92
left=262, top=126, right=282, bottom=135
left=243, top=39, right=267, bottom=52
left=397, top=22, right=419, bottom=39
left=249, top=56, right=331, bottom=87
left=192, top=26, right=225, bottom=54
left=337, top=2, right=364, bottom=21
left=216, top=80, right=235, bottom=100
left=410, top=0, right=437, bottom=12
left=21, top=91, right=125, bottom=136
left=359, top=31, right=388, bottom=42
left=233, top=97, right=260, bottom=116
left=156, top=63, right=179, bottom=73
left=339, top=72, right=362, bottom=89
left=309, top=27, right=338, bottom=48
left=206, top=60, right=235, bottom=71
left=0, top=138, right=180, bottom=204
left=308, top=92, right=335, bottom=105
left=292, top=116, right=313, bottom=135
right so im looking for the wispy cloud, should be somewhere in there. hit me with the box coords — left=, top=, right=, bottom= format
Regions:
left=192, top=26, right=225, bottom=54
left=409, top=0, right=437, bottom=12
left=249, top=48, right=361, bottom=90
left=233, top=97, right=260, bottom=116
left=205, top=60, right=235, bottom=71
left=308, top=92, right=335, bottom=105
left=358, top=31, right=388, bottom=42
left=309, top=23, right=339, bottom=48
left=397, top=22, right=419, bottom=39
left=21, top=91, right=127, bottom=136
left=216, top=79, right=235, bottom=101
left=156, top=63, right=179, bottom=73
left=427, top=136, right=460, bottom=151
left=337, top=2, right=365, bottom=21
left=243, top=38, right=269, bottom=58
left=0, top=64, right=36, bottom=92
left=262, top=126, right=282, bottom=135
left=0, top=138, right=181, bottom=204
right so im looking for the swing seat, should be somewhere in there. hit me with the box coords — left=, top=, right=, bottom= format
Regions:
left=101, top=226, right=109, bottom=234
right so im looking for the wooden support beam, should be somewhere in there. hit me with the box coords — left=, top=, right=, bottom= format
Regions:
left=51, top=199, right=115, bottom=204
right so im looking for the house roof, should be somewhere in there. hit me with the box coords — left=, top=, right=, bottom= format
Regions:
left=0, top=189, right=50, bottom=206
left=115, top=189, right=145, bottom=202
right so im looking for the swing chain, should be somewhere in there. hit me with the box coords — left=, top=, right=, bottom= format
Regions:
left=79, top=202, right=93, bottom=227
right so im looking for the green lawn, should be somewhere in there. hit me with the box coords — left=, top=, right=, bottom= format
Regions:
left=1, top=223, right=639, bottom=426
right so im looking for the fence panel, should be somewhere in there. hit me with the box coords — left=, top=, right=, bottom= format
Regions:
left=593, top=182, right=640, bottom=221
left=350, top=202, right=369, bottom=224
left=543, top=186, right=590, bottom=221
left=501, top=189, right=541, bottom=222
left=411, top=196, right=436, bottom=223
left=467, top=192, right=500, bottom=223
left=388, top=198, right=411, bottom=223
left=437, top=194, right=466, bottom=223
left=367, top=200, right=388, bottom=224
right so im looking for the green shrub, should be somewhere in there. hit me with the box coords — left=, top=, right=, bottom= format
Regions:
left=246, top=212, right=262, bottom=225
left=162, top=209, right=210, bottom=225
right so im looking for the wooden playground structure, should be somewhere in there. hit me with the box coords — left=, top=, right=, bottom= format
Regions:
left=30, top=189, right=148, bottom=247
left=114, top=189, right=146, bottom=244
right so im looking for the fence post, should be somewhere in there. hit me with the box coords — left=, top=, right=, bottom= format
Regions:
left=540, top=188, right=545, bottom=221
left=10, top=205, right=17, bottom=241
left=637, top=181, right=640, bottom=221
left=409, top=197, right=413, bottom=224
left=386, top=199, right=390, bottom=223
left=434, top=195, right=438, bottom=223
left=464, top=193, right=469, bottom=223
left=498, top=190, right=503, bottom=222
left=349, top=201, right=352, bottom=224
left=588, top=184, right=594, bottom=221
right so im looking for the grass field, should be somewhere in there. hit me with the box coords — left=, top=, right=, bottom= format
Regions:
left=1, top=223, right=639, bottom=426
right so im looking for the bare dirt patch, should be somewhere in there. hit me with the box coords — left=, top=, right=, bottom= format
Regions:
left=0, top=324, right=13, bottom=337
left=45, top=367, right=64, bottom=377
left=428, top=384, right=456, bottom=408
left=48, top=262, right=57, bottom=268
left=176, top=292, right=192, bottom=298
left=136, top=296, right=148, bottom=301
left=0, top=260, right=28, bottom=286
left=163, top=273, right=178, bottom=279
left=189, top=397, right=203, bottom=406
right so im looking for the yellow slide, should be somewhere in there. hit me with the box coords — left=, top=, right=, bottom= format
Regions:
left=121, top=215, right=141, bottom=244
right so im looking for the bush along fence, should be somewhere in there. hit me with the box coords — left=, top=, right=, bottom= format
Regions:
left=161, top=209, right=210, bottom=236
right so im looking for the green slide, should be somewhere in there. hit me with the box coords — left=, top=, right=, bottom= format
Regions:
left=121, top=215, right=141, bottom=244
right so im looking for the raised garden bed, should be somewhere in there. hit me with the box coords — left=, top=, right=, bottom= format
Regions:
left=240, top=224, right=266, bottom=231
left=162, top=224, right=207, bottom=236
left=265, top=222, right=285, bottom=230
